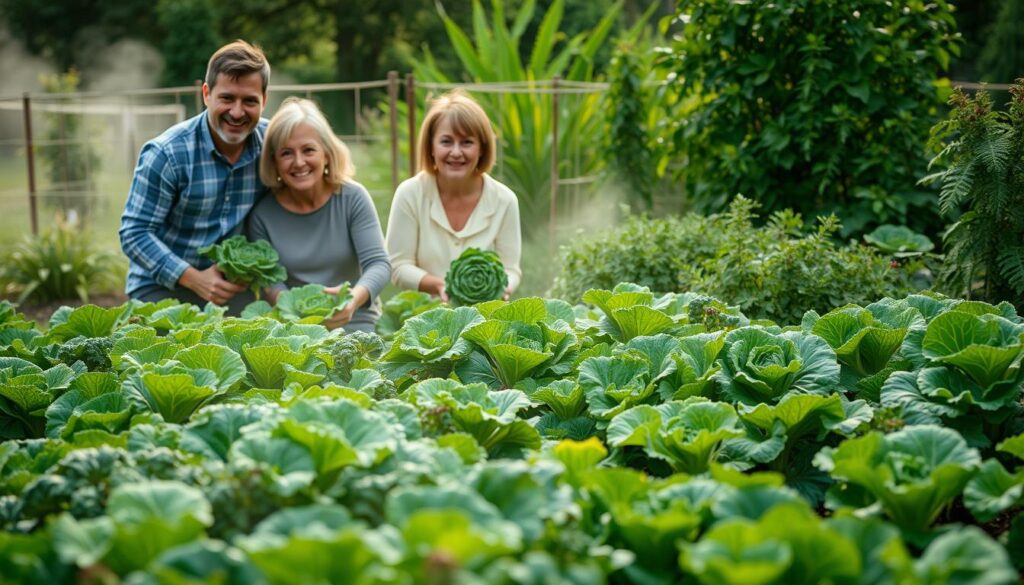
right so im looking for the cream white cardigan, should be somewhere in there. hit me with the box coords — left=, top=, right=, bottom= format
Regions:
left=385, top=171, right=522, bottom=293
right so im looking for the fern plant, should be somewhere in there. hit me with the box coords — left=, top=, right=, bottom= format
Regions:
left=921, top=82, right=1024, bottom=306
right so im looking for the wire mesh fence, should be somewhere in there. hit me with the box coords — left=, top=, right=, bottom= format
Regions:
left=0, top=75, right=612, bottom=264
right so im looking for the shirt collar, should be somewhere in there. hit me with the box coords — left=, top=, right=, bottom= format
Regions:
left=198, top=111, right=265, bottom=167
left=428, top=173, right=498, bottom=238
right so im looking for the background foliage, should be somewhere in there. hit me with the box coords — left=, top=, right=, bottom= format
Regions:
left=0, top=220, right=124, bottom=303
left=400, top=0, right=632, bottom=232
left=654, top=0, right=961, bottom=237
left=37, top=70, right=100, bottom=221
left=551, top=197, right=904, bottom=324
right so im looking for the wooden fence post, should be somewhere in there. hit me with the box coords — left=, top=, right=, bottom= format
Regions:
left=388, top=71, right=399, bottom=192
left=22, top=93, right=39, bottom=236
left=406, top=73, right=417, bottom=178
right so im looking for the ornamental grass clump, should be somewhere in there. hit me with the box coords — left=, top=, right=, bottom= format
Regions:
left=198, top=236, right=287, bottom=300
left=445, top=248, right=508, bottom=306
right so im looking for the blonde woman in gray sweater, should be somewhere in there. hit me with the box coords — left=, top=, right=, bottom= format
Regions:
left=246, top=97, right=390, bottom=332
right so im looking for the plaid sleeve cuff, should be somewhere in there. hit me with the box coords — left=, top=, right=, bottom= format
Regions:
left=154, top=256, right=191, bottom=290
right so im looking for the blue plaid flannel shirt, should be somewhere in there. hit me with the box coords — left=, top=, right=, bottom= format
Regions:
left=119, top=113, right=268, bottom=294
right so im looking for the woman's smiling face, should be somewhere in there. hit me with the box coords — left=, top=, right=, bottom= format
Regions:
left=274, top=123, right=327, bottom=194
left=431, top=118, right=481, bottom=181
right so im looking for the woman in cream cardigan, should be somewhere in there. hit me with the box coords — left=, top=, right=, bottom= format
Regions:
left=385, top=90, right=522, bottom=301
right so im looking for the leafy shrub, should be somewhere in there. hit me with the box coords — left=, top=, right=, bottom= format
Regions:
left=921, top=83, right=1024, bottom=306
left=0, top=220, right=124, bottom=303
left=445, top=248, right=508, bottom=306
left=550, top=213, right=716, bottom=301
left=198, top=236, right=287, bottom=300
left=551, top=197, right=905, bottom=324
left=656, top=0, right=960, bottom=236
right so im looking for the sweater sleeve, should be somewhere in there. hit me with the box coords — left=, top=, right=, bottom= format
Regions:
left=346, top=184, right=391, bottom=301
left=385, top=181, right=429, bottom=290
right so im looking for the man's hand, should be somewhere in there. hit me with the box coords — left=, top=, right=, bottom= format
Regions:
left=179, top=265, right=246, bottom=305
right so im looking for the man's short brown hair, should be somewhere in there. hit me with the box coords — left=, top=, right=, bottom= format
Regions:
left=205, top=40, right=270, bottom=93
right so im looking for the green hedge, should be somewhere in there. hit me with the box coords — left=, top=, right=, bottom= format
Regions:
left=550, top=197, right=907, bottom=324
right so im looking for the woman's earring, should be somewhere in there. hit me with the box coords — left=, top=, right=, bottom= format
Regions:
left=324, top=166, right=329, bottom=176
left=276, top=176, right=282, bottom=183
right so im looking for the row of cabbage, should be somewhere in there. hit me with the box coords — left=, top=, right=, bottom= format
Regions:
left=0, top=284, right=1022, bottom=584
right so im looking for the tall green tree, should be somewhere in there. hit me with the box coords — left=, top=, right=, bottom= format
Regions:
left=978, top=1, right=1024, bottom=84
left=156, top=0, right=223, bottom=87
left=657, top=0, right=961, bottom=237
left=0, top=0, right=158, bottom=73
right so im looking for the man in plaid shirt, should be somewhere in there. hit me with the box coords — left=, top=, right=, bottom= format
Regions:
left=119, top=40, right=270, bottom=314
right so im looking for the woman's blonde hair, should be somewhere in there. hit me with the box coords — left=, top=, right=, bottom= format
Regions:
left=418, top=89, right=496, bottom=175
left=260, top=96, right=354, bottom=191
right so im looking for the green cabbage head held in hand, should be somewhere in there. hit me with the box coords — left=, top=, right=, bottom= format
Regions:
left=444, top=247, right=508, bottom=306
left=198, top=235, right=287, bottom=300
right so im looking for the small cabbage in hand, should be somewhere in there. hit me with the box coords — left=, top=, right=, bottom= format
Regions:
left=445, top=248, right=508, bottom=306
left=199, top=236, right=287, bottom=298
left=276, top=283, right=353, bottom=321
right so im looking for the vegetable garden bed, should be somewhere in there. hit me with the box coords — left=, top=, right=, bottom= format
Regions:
left=0, top=284, right=1021, bottom=584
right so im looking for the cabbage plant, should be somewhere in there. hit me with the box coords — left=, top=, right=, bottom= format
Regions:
left=457, top=298, right=578, bottom=389
left=582, top=284, right=677, bottom=342
left=199, top=236, right=288, bottom=299
left=379, top=306, right=484, bottom=386
left=919, top=310, right=1024, bottom=389
left=863, top=225, right=934, bottom=257
left=408, top=378, right=540, bottom=456
left=276, top=283, right=353, bottom=322
left=815, top=425, right=981, bottom=532
left=716, top=327, right=840, bottom=405
left=608, top=398, right=744, bottom=473
left=445, top=248, right=508, bottom=306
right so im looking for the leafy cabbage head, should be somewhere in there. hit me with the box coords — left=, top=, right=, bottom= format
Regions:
left=920, top=311, right=1024, bottom=388
left=806, top=300, right=924, bottom=377
left=814, top=425, right=981, bottom=532
left=276, top=283, right=353, bottom=321
left=863, top=225, right=934, bottom=256
left=716, top=327, right=840, bottom=405
left=445, top=247, right=508, bottom=306
left=199, top=236, right=288, bottom=295
left=383, top=306, right=483, bottom=363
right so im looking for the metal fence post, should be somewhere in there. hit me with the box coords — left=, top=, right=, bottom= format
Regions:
left=406, top=73, right=417, bottom=178
left=549, top=77, right=560, bottom=256
left=22, top=93, right=39, bottom=236
left=387, top=71, right=399, bottom=192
